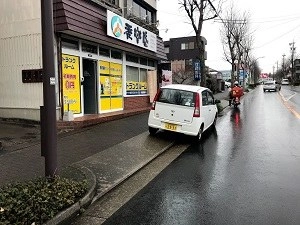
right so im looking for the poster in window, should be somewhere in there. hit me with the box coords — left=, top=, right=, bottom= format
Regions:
left=99, top=61, right=123, bottom=111
left=162, top=70, right=172, bottom=86
left=62, top=54, right=81, bottom=113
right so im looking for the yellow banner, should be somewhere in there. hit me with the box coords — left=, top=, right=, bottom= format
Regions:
left=100, top=61, right=110, bottom=75
left=62, top=54, right=81, bottom=113
left=110, top=62, right=122, bottom=76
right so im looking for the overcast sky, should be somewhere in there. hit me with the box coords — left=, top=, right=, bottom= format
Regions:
left=157, top=0, right=300, bottom=74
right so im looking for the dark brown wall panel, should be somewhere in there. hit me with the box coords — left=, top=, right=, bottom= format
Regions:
left=54, top=0, right=166, bottom=60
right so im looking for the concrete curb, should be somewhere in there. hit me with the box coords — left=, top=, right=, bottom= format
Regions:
left=43, top=141, right=175, bottom=225
left=91, top=141, right=176, bottom=204
left=43, top=166, right=97, bottom=225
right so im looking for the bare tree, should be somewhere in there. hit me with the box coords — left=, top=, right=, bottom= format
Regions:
left=219, top=4, right=251, bottom=86
left=172, top=68, right=197, bottom=84
left=179, top=0, right=223, bottom=87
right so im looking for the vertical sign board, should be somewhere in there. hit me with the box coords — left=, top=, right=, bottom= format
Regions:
left=194, top=60, right=201, bottom=81
left=99, top=61, right=111, bottom=111
left=62, top=54, right=81, bottom=113
left=110, top=62, right=123, bottom=110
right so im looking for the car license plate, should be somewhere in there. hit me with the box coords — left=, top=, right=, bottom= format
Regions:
left=165, top=123, right=177, bottom=131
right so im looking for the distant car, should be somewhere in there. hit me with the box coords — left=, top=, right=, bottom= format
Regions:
left=148, top=84, right=220, bottom=141
left=281, top=79, right=289, bottom=85
left=263, top=80, right=281, bottom=92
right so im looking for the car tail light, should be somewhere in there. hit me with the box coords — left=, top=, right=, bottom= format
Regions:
left=151, top=89, right=161, bottom=110
left=193, top=92, right=200, bottom=117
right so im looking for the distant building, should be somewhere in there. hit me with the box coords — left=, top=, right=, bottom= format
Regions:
left=159, top=36, right=207, bottom=85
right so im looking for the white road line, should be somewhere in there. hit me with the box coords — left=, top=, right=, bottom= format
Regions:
left=279, top=91, right=296, bottom=102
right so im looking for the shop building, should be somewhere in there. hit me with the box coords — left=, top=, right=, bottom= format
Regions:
left=0, top=0, right=166, bottom=121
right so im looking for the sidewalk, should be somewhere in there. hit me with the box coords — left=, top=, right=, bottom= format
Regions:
left=0, top=89, right=231, bottom=225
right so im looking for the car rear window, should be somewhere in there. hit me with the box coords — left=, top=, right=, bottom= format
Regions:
left=158, top=88, right=195, bottom=107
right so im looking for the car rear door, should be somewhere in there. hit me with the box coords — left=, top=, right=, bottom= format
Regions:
left=201, top=90, right=215, bottom=129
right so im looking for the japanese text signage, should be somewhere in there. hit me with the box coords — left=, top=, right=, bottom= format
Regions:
left=194, top=60, right=201, bottom=81
left=107, top=10, right=157, bottom=52
left=126, top=81, right=147, bottom=95
left=62, top=54, right=81, bottom=113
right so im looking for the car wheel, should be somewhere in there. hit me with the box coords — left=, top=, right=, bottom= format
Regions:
left=213, top=114, right=217, bottom=127
left=194, top=126, right=203, bottom=142
left=149, top=127, right=158, bottom=136
left=263, top=89, right=266, bottom=92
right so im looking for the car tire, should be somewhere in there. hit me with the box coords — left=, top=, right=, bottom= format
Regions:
left=149, top=127, right=158, bottom=136
left=213, top=114, right=217, bottom=127
left=263, top=89, right=266, bottom=92
left=194, top=126, right=203, bottom=142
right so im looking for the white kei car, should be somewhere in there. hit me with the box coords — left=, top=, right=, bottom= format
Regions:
left=148, top=84, right=220, bottom=141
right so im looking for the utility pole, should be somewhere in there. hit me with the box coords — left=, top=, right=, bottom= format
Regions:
left=282, top=54, right=286, bottom=78
left=41, top=0, right=58, bottom=177
left=289, top=41, right=296, bottom=84
left=273, top=65, right=275, bottom=80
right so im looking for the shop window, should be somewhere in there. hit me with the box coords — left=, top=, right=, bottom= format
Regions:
left=140, top=68, right=147, bottom=94
left=132, top=2, right=140, bottom=17
left=140, top=7, right=147, bottom=21
left=140, top=57, right=147, bottom=66
left=148, top=59, right=155, bottom=67
left=126, top=66, right=139, bottom=95
left=61, top=38, right=79, bottom=50
left=22, top=69, right=43, bottom=83
left=82, top=43, right=97, bottom=54
left=126, top=66, right=149, bottom=95
left=126, top=66, right=139, bottom=81
left=146, top=11, right=153, bottom=23
left=126, top=54, right=139, bottom=63
left=111, top=49, right=122, bottom=59
left=99, top=47, right=110, bottom=57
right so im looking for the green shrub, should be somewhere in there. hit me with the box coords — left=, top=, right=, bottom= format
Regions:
left=0, top=176, right=87, bottom=225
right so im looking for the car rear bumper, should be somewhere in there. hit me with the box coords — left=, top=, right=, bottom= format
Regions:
left=148, top=111, right=203, bottom=136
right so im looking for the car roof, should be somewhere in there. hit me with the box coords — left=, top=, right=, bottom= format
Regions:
left=161, top=84, right=209, bottom=92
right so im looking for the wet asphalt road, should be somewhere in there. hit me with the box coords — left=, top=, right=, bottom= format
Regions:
left=103, top=86, right=300, bottom=225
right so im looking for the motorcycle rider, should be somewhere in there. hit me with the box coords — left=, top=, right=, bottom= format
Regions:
left=229, top=81, right=244, bottom=106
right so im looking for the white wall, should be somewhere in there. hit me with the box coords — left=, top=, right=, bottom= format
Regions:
left=0, top=0, right=43, bottom=120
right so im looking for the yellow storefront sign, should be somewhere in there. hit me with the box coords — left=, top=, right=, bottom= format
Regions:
left=62, top=54, right=81, bottom=113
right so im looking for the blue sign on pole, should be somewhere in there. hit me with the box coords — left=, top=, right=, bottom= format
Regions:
left=194, top=60, right=201, bottom=81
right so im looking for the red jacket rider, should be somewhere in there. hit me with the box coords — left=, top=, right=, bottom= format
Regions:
left=231, top=81, right=244, bottom=100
